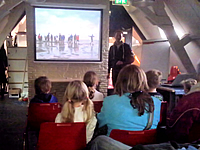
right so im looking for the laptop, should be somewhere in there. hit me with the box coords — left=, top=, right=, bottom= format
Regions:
left=161, top=73, right=198, bottom=87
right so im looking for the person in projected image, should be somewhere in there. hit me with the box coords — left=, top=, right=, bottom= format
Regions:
left=89, top=34, right=95, bottom=45
left=108, top=30, right=135, bottom=87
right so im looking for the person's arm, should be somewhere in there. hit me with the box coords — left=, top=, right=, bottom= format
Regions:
left=108, top=47, right=113, bottom=74
left=50, top=95, right=58, bottom=103
left=123, top=43, right=135, bottom=65
left=86, top=115, right=97, bottom=143
left=108, top=47, right=114, bottom=79
left=55, top=113, right=62, bottom=123
left=97, top=100, right=108, bottom=128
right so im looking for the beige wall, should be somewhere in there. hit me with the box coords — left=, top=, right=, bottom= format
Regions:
left=26, top=0, right=109, bottom=103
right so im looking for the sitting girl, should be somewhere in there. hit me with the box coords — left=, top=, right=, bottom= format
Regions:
left=83, top=71, right=104, bottom=101
left=97, top=64, right=161, bottom=136
left=55, top=80, right=97, bottom=143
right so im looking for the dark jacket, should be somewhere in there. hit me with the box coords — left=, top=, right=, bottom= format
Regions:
left=30, top=93, right=58, bottom=103
left=108, top=42, right=134, bottom=73
left=0, top=46, right=8, bottom=83
left=167, top=91, right=200, bottom=143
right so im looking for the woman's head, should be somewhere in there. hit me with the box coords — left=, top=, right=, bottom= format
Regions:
left=83, top=71, right=98, bottom=88
left=61, top=80, right=94, bottom=123
left=115, top=64, right=154, bottom=116
left=146, top=69, right=162, bottom=90
left=83, top=71, right=99, bottom=99
left=34, top=76, right=51, bottom=95
left=115, top=64, right=149, bottom=95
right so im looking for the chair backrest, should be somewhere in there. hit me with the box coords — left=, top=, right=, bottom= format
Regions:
left=159, top=101, right=168, bottom=126
left=188, top=122, right=200, bottom=142
left=37, top=122, right=86, bottom=150
left=109, top=102, right=168, bottom=146
left=93, top=100, right=103, bottom=113
left=110, top=129, right=157, bottom=147
left=27, top=103, right=61, bottom=130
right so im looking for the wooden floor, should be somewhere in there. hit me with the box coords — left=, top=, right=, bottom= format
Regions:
left=0, top=95, right=28, bottom=150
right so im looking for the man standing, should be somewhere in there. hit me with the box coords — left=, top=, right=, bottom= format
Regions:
left=108, top=30, right=135, bottom=87
left=0, top=44, right=8, bottom=99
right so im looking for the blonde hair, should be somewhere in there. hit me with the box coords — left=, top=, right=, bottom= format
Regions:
left=83, top=71, right=98, bottom=99
left=181, top=78, right=197, bottom=93
left=114, top=64, right=154, bottom=116
left=146, top=69, right=162, bottom=89
left=61, top=80, right=95, bottom=123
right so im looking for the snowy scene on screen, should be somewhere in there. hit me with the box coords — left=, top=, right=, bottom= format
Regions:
left=35, top=7, right=102, bottom=61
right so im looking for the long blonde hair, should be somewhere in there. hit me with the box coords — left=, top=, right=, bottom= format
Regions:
left=114, top=64, right=154, bottom=116
left=60, top=80, right=95, bottom=123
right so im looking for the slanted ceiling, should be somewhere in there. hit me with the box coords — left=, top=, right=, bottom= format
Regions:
left=124, top=0, right=200, bottom=73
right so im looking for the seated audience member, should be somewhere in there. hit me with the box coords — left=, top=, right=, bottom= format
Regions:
left=167, top=71, right=200, bottom=143
left=97, top=64, right=161, bottom=136
left=55, top=80, right=97, bottom=143
left=88, top=135, right=198, bottom=150
left=181, top=78, right=197, bottom=94
left=30, top=76, right=58, bottom=103
left=146, top=69, right=163, bottom=101
left=83, top=71, right=104, bottom=101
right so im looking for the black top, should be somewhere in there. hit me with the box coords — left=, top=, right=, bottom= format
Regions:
left=0, top=45, right=8, bottom=83
left=108, top=42, right=134, bottom=73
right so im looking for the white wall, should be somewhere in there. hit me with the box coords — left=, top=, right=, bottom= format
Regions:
left=140, top=41, right=170, bottom=80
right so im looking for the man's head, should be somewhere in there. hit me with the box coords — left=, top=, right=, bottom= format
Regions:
left=114, top=30, right=123, bottom=42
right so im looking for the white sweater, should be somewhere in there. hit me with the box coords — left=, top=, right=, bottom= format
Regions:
left=55, top=105, right=97, bottom=143
left=91, top=89, right=104, bottom=101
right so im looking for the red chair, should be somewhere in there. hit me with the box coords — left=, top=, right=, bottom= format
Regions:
left=188, top=122, right=200, bottom=142
left=159, top=101, right=168, bottom=126
left=27, top=103, right=62, bottom=130
left=37, top=122, right=86, bottom=150
left=109, top=101, right=168, bottom=146
left=24, top=103, right=62, bottom=150
left=93, top=100, right=103, bottom=113
left=110, top=129, right=157, bottom=147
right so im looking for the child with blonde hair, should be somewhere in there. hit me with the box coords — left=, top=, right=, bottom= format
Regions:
left=83, top=71, right=104, bottom=101
left=55, top=80, right=97, bottom=143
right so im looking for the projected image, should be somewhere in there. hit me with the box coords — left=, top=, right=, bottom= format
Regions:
left=34, top=7, right=102, bottom=62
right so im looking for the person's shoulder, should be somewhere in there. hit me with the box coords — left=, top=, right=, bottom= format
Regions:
left=123, top=43, right=131, bottom=48
left=30, top=95, right=43, bottom=103
left=50, top=94, right=58, bottom=103
left=109, top=44, right=115, bottom=49
left=149, top=92, right=163, bottom=101
left=151, top=96, right=162, bottom=105
left=104, top=94, right=119, bottom=102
